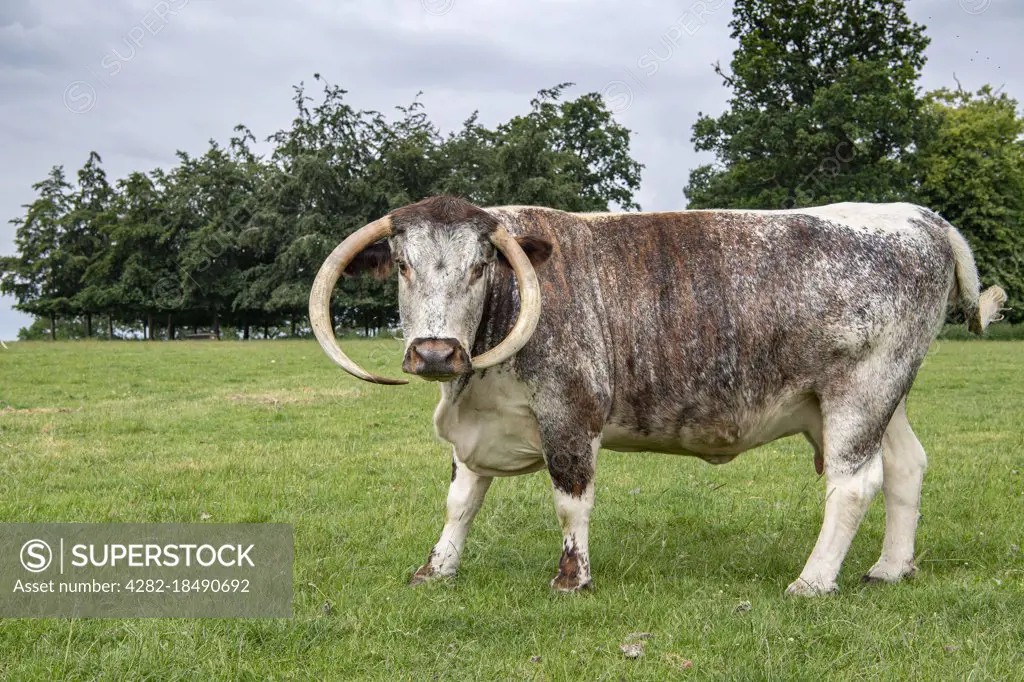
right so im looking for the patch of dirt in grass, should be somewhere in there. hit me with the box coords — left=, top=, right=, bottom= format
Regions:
left=1, top=406, right=81, bottom=415
left=225, top=388, right=363, bottom=407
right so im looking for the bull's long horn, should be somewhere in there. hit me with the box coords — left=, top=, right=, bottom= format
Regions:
left=308, top=216, right=409, bottom=385
left=310, top=220, right=542, bottom=384
left=471, top=227, right=542, bottom=370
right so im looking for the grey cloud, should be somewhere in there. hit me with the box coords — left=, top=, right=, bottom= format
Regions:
left=0, top=0, right=42, bottom=30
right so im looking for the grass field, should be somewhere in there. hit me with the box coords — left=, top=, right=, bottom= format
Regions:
left=0, top=339, right=1022, bottom=680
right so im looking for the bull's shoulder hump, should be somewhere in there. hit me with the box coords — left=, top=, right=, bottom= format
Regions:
left=485, top=206, right=587, bottom=237
left=486, top=206, right=570, bottom=219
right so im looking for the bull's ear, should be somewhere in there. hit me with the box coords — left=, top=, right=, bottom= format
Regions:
left=497, top=235, right=553, bottom=269
left=343, top=240, right=393, bottom=280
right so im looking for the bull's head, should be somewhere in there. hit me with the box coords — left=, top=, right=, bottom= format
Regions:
left=309, top=196, right=552, bottom=384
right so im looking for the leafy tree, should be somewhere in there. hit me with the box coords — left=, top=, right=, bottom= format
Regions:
left=243, top=78, right=389, bottom=335
left=684, top=0, right=929, bottom=209
left=433, top=112, right=495, bottom=204
left=475, top=84, right=642, bottom=211
left=0, top=166, right=73, bottom=339
left=226, top=125, right=276, bottom=338
left=65, top=152, right=115, bottom=337
left=154, top=142, right=259, bottom=339
left=914, top=86, right=1024, bottom=321
left=82, top=170, right=176, bottom=338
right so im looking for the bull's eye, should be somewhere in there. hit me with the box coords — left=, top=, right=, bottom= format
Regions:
left=469, top=262, right=486, bottom=283
left=396, top=260, right=410, bottom=278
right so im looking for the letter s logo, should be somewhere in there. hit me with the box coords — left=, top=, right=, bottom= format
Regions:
left=20, top=539, right=53, bottom=573
left=63, top=81, right=97, bottom=114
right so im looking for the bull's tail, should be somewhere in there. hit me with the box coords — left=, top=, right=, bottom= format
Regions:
left=947, top=225, right=1007, bottom=334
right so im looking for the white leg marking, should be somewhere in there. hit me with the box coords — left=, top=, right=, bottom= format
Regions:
left=550, top=438, right=599, bottom=592
left=411, top=453, right=491, bottom=584
left=866, top=402, right=927, bottom=583
left=787, top=450, right=883, bottom=596
left=551, top=481, right=595, bottom=591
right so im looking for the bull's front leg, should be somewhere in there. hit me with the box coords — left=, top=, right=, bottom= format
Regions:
left=543, top=430, right=599, bottom=592
left=410, top=449, right=492, bottom=585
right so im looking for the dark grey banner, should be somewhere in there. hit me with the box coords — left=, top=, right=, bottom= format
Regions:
left=0, top=524, right=292, bottom=618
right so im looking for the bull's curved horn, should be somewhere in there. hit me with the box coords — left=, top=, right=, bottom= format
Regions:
left=308, top=216, right=409, bottom=385
left=471, top=228, right=543, bottom=370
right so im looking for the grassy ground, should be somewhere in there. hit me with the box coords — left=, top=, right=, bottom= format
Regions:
left=0, top=339, right=1021, bottom=680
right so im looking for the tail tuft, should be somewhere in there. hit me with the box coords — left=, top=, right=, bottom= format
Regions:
left=976, top=285, right=1008, bottom=332
left=948, top=225, right=1007, bottom=335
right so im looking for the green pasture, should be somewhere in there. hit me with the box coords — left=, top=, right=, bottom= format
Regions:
left=0, top=339, right=1021, bottom=679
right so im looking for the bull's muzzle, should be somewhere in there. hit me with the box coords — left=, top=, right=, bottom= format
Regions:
left=402, top=338, right=471, bottom=380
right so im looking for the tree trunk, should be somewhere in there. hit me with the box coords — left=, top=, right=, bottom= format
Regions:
left=85, top=314, right=92, bottom=338
left=213, top=312, right=221, bottom=340
left=107, top=315, right=114, bottom=339
left=147, top=314, right=155, bottom=340
left=263, top=324, right=269, bottom=339
left=49, top=315, right=56, bottom=341
left=166, top=314, right=174, bottom=340
left=243, top=323, right=250, bottom=340
left=290, top=319, right=296, bottom=337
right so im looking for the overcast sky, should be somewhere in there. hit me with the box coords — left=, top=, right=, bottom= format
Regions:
left=1, top=0, right=1021, bottom=340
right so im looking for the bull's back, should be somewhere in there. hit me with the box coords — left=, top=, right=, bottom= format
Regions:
left=574, top=204, right=954, bottom=453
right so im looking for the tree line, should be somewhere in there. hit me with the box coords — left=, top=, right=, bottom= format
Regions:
left=1, top=80, right=642, bottom=340
left=3, top=0, right=1023, bottom=339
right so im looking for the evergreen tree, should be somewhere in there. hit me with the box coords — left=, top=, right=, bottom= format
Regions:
left=65, top=152, right=115, bottom=337
left=1, top=167, right=73, bottom=339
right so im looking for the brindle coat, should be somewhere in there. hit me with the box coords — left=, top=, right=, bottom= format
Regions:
left=348, top=196, right=1004, bottom=595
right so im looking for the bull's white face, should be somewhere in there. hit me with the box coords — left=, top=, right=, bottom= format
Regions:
left=392, top=225, right=494, bottom=379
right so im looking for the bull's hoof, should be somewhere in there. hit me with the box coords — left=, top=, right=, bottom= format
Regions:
left=550, top=574, right=593, bottom=593
left=409, top=564, right=443, bottom=586
left=862, top=561, right=916, bottom=585
left=784, top=578, right=838, bottom=597
left=551, top=544, right=591, bottom=593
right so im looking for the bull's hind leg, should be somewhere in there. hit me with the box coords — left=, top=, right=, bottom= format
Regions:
left=786, top=391, right=889, bottom=596
left=864, top=400, right=927, bottom=584
left=410, top=450, right=492, bottom=585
